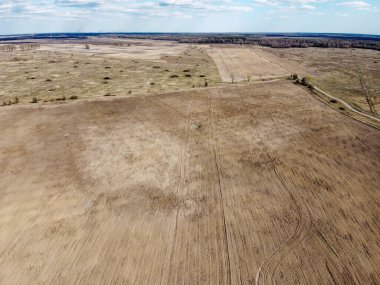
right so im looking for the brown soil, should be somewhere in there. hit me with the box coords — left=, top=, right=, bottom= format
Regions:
left=0, top=80, right=379, bottom=284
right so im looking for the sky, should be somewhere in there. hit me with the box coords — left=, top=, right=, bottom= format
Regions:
left=0, top=0, right=379, bottom=35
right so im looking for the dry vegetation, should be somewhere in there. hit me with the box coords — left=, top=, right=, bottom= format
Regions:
left=0, top=40, right=219, bottom=104
left=0, top=38, right=380, bottom=285
left=208, top=47, right=288, bottom=82
left=262, top=47, right=380, bottom=116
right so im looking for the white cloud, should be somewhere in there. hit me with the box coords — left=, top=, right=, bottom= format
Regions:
left=337, top=1, right=372, bottom=10
left=302, top=4, right=316, bottom=9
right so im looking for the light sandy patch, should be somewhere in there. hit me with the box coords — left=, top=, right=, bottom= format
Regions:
left=41, top=41, right=188, bottom=60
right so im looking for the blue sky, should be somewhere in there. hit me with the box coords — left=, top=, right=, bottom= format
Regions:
left=0, top=0, right=379, bottom=35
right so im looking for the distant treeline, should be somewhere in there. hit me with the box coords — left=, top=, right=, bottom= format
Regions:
left=1, top=33, right=380, bottom=51
left=177, top=37, right=380, bottom=51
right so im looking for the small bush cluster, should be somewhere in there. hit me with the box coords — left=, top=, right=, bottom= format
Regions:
left=289, top=74, right=315, bottom=90
left=1, top=98, right=18, bottom=106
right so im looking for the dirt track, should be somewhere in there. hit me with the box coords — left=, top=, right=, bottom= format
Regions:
left=1, top=79, right=379, bottom=284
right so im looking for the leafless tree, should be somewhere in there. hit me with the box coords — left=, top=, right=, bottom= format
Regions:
left=0, top=45, right=16, bottom=52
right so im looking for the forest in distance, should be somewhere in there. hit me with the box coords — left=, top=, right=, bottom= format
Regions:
left=1, top=32, right=380, bottom=51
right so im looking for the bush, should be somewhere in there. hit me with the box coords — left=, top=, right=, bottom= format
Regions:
left=13, top=97, right=19, bottom=104
left=301, top=76, right=312, bottom=87
left=31, top=97, right=38, bottom=103
left=289, top=73, right=298, bottom=81
left=69, top=95, right=78, bottom=100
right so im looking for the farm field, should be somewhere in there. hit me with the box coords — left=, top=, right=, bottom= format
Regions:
left=0, top=40, right=219, bottom=104
left=262, top=47, right=380, bottom=116
left=208, top=47, right=288, bottom=82
left=0, top=79, right=379, bottom=284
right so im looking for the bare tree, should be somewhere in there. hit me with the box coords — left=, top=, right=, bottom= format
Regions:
left=0, top=45, right=16, bottom=52
left=19, top=44, right=40, bottom=51
left=230, top=73, right=235, bottom=84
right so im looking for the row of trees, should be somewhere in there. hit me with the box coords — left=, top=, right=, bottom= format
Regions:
left=19, top=44, right=41, bottom=51
left=0, top=45, right=17, bottom=52
left=0, top=44, right=41, bottom=52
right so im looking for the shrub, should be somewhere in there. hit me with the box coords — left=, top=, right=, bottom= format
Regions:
left=301, top=76, right=313, bottom=87
left=205, top=81, right=208, bottom=87
left=289, top=73, right=299, bottom=81
left=69, top=95, right=78, bottom=100
left=13, top=97, right=19, bottom=104
left=31, top=97, right=38, bottom=103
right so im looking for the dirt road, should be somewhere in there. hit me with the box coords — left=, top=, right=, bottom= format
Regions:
left=0, top=79, right=379, bottom=284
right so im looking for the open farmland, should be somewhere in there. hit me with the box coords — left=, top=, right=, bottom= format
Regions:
left=0, top=40, right=219, bottom=104
left=262, top=47, right=380, bottom=116
left=0, top=78, right=379, bottom=284
left=208, top=47, right=288, bottom=82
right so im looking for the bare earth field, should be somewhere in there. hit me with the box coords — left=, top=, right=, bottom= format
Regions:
left=0, top=79, right=379, bottom=284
